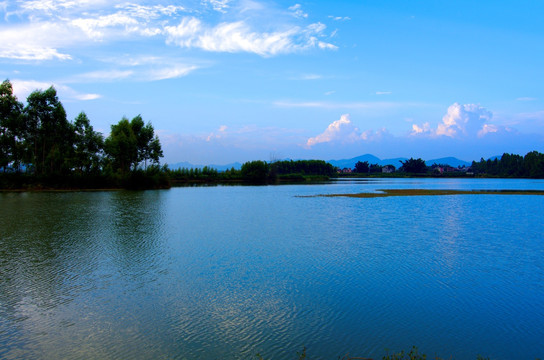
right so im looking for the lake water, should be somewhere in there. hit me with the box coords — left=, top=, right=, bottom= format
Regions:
left=1, top=178, right=543, bottom=359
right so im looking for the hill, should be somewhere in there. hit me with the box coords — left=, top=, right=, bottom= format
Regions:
left=328, top=154, right=470, bottom=169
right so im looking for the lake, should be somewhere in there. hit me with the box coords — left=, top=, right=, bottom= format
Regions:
left=1, top=178, right=543, bottom=359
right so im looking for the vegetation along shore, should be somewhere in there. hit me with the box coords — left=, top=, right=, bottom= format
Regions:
left=1, top=80, right=543, bottom=190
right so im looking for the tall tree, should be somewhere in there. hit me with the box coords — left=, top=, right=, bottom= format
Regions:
left=130, top=115, right=162, bottom=169
left=24, top=86, right=72, bottom=175
left=73, top=112, right=104, bottom=173
left=104, top=117, right=138, bottom=174
left=0, top=80, right=23, bottom=171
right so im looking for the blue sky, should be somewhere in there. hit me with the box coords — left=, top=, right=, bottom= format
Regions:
left=1, top=0, right=543, bottom=164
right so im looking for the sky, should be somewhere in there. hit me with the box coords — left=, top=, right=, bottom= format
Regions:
left=1, top=0, right=543, bottom=165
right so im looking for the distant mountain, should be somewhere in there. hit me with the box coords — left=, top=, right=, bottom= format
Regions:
left=380, top=157, right=409, bottom=167
left=425, top=157, right=471, bottom=168
left=327, top=154, right=381, bottom=169
left=329, top=154, right=471, bottom=169
left=167, top=162, right=242, bottom=171
left=328, top=154, right=409, bottom=168
left=168, top=154, right=472, bottom=172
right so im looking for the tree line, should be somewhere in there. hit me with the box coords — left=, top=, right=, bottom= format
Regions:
left=351, top=153, right=544, bottom=178
left=471, top=151, right=544, bottom=178
left=0, top=79, right=166, bottom=189
left=167, top=160, right=336, bottom=184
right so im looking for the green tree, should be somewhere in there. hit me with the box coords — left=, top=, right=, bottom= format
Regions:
left=523, top=151, right=544, bottom=178
left=241, top=160, right=270, bottom=183
left=0, top=80, right=24, bottom=171
left=400, top=157, right=427, bottom=173
left=24, top=86, right=72, bottom=175
left=369, top=163, right=383, bottom=173
left=104, top=117, right=138, bottom=174
left=104, top=115, right=163, bottom=174
left=354, top=160, right=369, bottom=173
left=129, top=115, right=163, bottom=169
left=73, top=112, right=104, bottom=173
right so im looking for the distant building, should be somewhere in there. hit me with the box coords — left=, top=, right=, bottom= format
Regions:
left=337, top=167, right=352, bottom=174
left=382, top=165, right=395, bottom=173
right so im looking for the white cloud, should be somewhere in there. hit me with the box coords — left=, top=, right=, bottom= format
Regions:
left=147, top=65, right=200, bottom=81
left=477, top=124, right=499, bottom=137
left=0, top=1, right=336, bottom=61
left=289, top=4, right=308, bottom=19
left=206, top=125, right=228, bottom=141
left=119, top=4, right=187, bottom=19
left=11, top=80, right=100, bottom=101
left=0, top=23, right=75, bottom=60
left=203, top=0, right=231, bottom=13
left=165, top=17, right=335, bottom=56
left=0, top=45, right=71, bottom=61
left=306, top=114, right=362, bottom=147
left=436, top=103, right=492, bottom=137
left=410, top=103, right=514, bottom=139
left=411, top=122, right=431, bottom=135
left=72, top=65, right=198, bottom=82
left=69, top=56, right=201, bottom=83
left=328, top=15, right=351, bottom=21
left=70, top=14, right=140, bottom=40
left=376, top=91, right=392, bottom=95
left=75, top=69, right=135, bottom=82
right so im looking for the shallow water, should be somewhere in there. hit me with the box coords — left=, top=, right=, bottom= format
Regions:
left=1, top=178, right=543, bottom=359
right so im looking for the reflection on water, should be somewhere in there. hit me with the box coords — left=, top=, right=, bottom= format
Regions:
left=1, top=179, right=543, bottom=360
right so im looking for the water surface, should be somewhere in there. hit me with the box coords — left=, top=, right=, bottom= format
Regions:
left=1, top=179, right=543, bottom=359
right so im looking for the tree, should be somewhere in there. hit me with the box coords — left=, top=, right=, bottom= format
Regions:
left=369, top=163, right=383, bottom=173
left=399, top=157, right=427, bottom=173
left=104, top=115, right=163, bottom=174
left=523, top=151, right=544, bottom=178
left=73, top=112, right=104, bottom=173
left=104, top=117, right=138, bottom=174
left=0, top=80, right=23, bottom=171
left=241, top=160, right=270, bottom=183
left=24, top=86, right=72, bottom=175
left=354, top=160, right=369, bottom=173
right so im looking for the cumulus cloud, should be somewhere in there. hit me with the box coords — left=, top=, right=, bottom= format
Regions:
left=436, top=103, right=492, bottom=137
left=411, top=122, right=431, bottom=135
left=477, top=124, right=499, bottom=137
left=411, top=103, right=498, bottom=138
left=306, top=114, right=361, bottom=147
